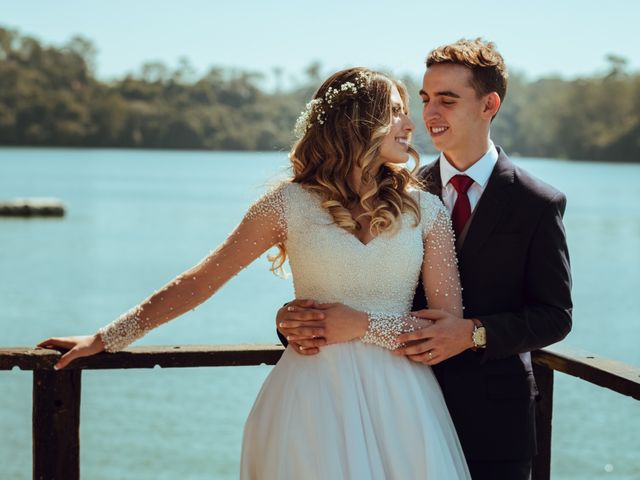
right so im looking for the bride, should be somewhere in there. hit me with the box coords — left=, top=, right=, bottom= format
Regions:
left=38, top=67, right=471, bottom=479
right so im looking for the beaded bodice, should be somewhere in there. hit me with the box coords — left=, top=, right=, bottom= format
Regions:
left=283, top=183, right=435, bottom=314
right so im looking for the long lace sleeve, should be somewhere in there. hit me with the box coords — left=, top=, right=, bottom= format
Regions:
left=360, top=194, right=462, bottom=350
left=421, top=201, right=463, bottom=317
left=361, top=312, right=426, bottom=350
left=97, top=183, right=289, bottom=352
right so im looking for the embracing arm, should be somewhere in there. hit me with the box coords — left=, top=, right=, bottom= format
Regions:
left=477, top=192, right=572, bottom=360
left=39, top=185, right=288, bottom=366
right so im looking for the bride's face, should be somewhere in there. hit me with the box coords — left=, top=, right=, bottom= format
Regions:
left=378, top=85, right=414, bottom=165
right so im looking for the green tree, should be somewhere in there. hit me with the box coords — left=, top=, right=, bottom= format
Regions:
left=0, top=26, right=638, bottom=161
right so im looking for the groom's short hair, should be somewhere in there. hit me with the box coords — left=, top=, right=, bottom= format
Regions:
left=426, top=38, right=508, bottom=105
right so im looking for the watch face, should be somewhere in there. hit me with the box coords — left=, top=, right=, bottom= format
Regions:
left=473, top=327, right=487, bottom=347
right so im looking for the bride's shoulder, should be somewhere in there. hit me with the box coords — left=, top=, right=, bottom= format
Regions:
left=267, top=180, right=306, bottom=194
left=258, top=179, right=297, bottom=199
left=252, top=180, right=309, bottom=212
left=270, top=181, right=320, bottom=203
left=409, top=189, right=448, bottom=232
left=408, top=188, right=445, bottom=211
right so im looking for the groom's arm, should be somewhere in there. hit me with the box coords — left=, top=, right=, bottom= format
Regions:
left=275, top=300, right=327, bottom=355
left=475, top=191, right=572, bottom=360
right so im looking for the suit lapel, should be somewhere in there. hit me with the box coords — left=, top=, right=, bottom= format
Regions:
left=418, top=158, right=443, bottom=200
left=459, top=148, right=515, bottom=262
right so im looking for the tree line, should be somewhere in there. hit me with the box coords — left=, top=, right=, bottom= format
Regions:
left=1, top=27, right=638, bottom=162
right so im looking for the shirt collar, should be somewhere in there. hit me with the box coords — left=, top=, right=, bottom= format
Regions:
left=439, top=141, right=499, bottom=189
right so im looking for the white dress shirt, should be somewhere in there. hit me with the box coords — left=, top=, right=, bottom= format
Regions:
left=438, top=141, right=499, bottom=215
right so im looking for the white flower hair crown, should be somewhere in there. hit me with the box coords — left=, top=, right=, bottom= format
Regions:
left=294, top=71, right=372, bottom=138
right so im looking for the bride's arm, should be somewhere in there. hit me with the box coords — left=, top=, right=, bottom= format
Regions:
left=421, top=205, right=463, bottom=317
left=38, top=185, right=288, bottom=367
left=394, top=202, right=474, bottom=364
left=97, top=186, right=287, bottom=352
left=359, top=202, right=463, bottom=350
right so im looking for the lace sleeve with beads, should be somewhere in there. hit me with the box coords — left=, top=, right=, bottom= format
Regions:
left=97, top=183, right=289, bottom=352
left=421, top=194, right=463, bottom=317
left=361, top=193, right=463, bottom=351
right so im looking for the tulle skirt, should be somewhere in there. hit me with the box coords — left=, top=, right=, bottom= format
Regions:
left=240, top=342, right=470, bottom=479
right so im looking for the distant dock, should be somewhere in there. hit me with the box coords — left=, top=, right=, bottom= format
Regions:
left=0, top=198, right=65, bottom=217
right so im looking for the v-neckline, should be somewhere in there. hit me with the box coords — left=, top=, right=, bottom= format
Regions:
left=343, top=228, right=379, bottom=247
left=344, top=218, right=377, bottom=247
left=301, top=185, right=380, bottom=247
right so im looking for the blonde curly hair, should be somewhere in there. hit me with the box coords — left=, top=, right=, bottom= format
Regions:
left=270, top=67, right=422, bottom=273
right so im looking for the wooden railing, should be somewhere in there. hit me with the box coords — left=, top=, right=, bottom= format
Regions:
left=1, top=344, right=639, bottom=480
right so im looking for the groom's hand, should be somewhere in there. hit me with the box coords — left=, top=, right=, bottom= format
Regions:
left=277, top=301, right=369, bottom=355
left=276, top=299, right=327, bottom=356
left=394, top=309, right=475, bottom=365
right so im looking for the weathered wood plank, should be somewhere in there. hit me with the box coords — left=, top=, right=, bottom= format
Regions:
left=532, top=344, right=640, bottom=400
left=33, top=370, right=81, bottom=480
left=1, top=344, right=285, bottom=371
left=2, top=344, right=639, bottom=400
left=532, top=363, right=554, bottom=480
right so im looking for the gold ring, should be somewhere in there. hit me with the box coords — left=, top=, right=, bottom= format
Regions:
left=428, top=351, right=433, bottom=359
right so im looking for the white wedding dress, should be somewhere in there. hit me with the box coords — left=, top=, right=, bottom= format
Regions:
left=239, top=183, right=470, bottom=479
left=97, top=181, right=470, bottom=479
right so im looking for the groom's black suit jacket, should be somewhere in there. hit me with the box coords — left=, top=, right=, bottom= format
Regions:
left=414, top=147, right=572, bottom=462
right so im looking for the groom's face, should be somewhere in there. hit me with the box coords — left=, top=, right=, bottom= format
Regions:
left=420, top=64, right=487, bottom=156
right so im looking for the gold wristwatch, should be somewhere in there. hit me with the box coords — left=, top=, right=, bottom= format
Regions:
left=471, top=319, right=487, bottom=348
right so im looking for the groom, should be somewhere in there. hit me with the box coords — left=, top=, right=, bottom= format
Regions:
left=276, top=39, right=572, bottom=480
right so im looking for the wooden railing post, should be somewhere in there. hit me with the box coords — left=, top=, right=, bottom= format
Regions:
left=532, top=364, right=554, bottom=480
left=32, top=370, right=82, bottom=480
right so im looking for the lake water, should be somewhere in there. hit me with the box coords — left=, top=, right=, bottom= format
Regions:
left=1, top=148, right=639, bottom=479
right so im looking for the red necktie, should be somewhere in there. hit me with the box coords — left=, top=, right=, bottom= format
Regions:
left=449, top=175, right=475, bottom=237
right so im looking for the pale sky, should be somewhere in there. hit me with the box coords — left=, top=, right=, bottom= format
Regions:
left=2, top=0, right=638, bottom=87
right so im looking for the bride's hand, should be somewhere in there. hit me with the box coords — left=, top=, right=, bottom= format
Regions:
left=37, top=334, right=105, bottom=370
